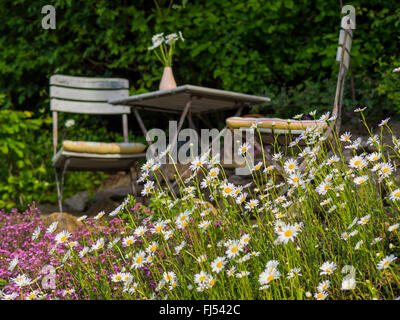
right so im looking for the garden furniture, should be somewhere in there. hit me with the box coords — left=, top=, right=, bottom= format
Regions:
left=225, top=19, right=354, bottom=173
left=50, top=75, right=147, bottom=213
left=108, top=84, right=270, bottom=187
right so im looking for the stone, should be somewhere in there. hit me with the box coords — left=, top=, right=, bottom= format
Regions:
left=164, top=163, right=192, bottom=182
left=40, top=212, right=82, bottom=233
left=85, top=196, right=120, bottom=217
left=64, top=191, right=89, bottom=212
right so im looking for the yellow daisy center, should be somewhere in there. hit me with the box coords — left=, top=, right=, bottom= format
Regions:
left=284, top=230, right=292, bottom=237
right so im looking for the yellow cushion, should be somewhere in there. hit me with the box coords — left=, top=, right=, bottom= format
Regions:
left=63, top=140, right=147, bottom=154
left=226, top=117, right=327, bottom=131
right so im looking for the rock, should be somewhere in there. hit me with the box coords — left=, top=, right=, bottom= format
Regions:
left=93, top=187, right=132, bottom=203
left=98, top=171, right=132, bottom=190
left=85, top=196, right=120, bottom=217
left=37, top=203, right=60, bottom=215
left=193, top=198, right=218, bottom=216
left=40, top=212, right=82, bottom=233
left=64, top=191, right=89, bottom=212
left=164, top=163, right=192, bottom=182
left=228, top=174, right=253, bottom=186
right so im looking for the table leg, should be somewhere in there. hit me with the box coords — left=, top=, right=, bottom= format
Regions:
left=133, top=106, right=177, bottom=198
left=170, top=104, right=244, bottom=190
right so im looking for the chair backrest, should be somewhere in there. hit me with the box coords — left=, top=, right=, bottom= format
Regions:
left=331, top=24, right=354, bottom=133
left=50, top=75, right=131, bottom=155
left=50, top=74, right=130, bottom=114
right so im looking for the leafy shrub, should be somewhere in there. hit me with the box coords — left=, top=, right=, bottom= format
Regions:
left=0, top=108, right=115, bottom=210
left=1, top=0, right=400, bottom=121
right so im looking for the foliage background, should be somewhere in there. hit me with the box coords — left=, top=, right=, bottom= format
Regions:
left=0, top=0, right=400, bottom=209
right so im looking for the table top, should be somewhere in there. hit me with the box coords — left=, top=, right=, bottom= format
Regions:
left=108, top=84, right=270, bottom=114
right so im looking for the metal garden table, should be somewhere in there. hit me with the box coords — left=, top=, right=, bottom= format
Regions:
left=109, top=84, right=270, bottom=193
left=109, top=84, right=270, bottom=147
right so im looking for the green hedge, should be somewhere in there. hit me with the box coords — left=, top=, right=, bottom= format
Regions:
left=1, top=0, right=400, bottom=119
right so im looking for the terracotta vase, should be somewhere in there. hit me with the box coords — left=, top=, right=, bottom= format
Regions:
left=159, top=66, right=177, bottom=90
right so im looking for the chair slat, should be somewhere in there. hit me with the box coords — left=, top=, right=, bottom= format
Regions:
left=50, top=86, right=128, bottom=101
left=50, top=74, right=129, bottom=89
left=50, top=99, right=131, bottom=114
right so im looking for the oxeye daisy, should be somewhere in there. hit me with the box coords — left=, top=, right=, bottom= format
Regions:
left=134, top=226, right=148, bottom=237
left=245, top=199, right=259, bottom=211
left=388, top=223, right=399, bottom=232
left=349, top=155, right=366, bottom=169
left=200, top=209, right=211, bottom=217
left=284, top=158, right=298, bottom=173
left=163, top=271, right=176, bottom=283
left=258, top=269, right=281, bottom=286
left=316, top=181, right=332, bottom=195
left=208, top=167, right=220, bottom=179
left=190, top=155, right=207, bottom=171
left=198, top=220, right=211, bottom=231
left=91, top=238, right=105, bottom=251
left=377, top=254, right=397, bottom=270
left=131, top=250, right=146, bottom=269
left=252, top=161, right=263, bottom=172
left=367, top=152, right=381, bottom=162
left=238, top=142, right=251, bottom=155
left=236, top=192, right=248, bottom=204
left=194, top=271, right=209, bottom=284
left=287, top=268, right=302, bottom=279
left=79, top=246, right=89, bottom=258
left=272, top=152, right=283, bottom=161
left=379, top=163, right=394, bottom=178
left=340, top=132, right=352, bottom=143
left=122, top=236, right=136, bottom=247
left=317, top=280, right=330, bottom=292
left=141, top=180, right=155, bottom=196
left=55, top=230, right=71, bottom=245
left=227, top=266, right=236, bottom=277
left=319, top=261, right=337, bottom=275
left=314, top=291, right=328, bottom=300
left=288, top=173, right=302, bottom=186
left=354, top=175, right=369, bottom=185
left=152, top=221, right=166, bottom=234
left=211, top=256, right=226, bottom=274
left=46, top=221, right=58, bottom=234
left=276, top=224, right=298, bottom=244
left=196, top=255, right=207, bottom=263
left=389, top=189, right=400, bottom=202
left=225, top=240, right=243, bottom=259
left=8, top=257, right=18, bottom=272
left=240, top=233, right=251, bottom=246
left=378, top=118, right=390, bottom=127
left=111, top=273, right=124, bottom=282
left=221, top=183, right=235, bottom=197
left=358, top=214, right=370, bottom=225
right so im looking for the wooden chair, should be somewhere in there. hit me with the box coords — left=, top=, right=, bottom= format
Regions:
left=226, top=20, right=354, bottom=173
left=50, top=75, right=147, bottom=213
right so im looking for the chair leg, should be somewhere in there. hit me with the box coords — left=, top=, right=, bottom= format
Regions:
left=54, top=159, right=70, bottom=230
left=129, top=166, right=137, bottom=195
left=54, top=168, right=63, bottom=213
